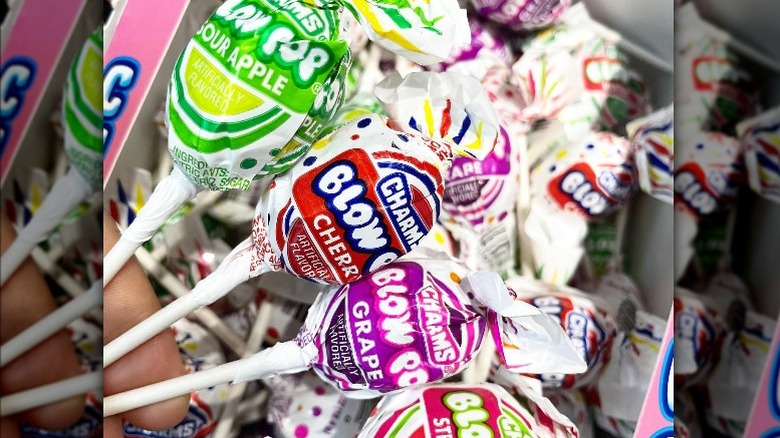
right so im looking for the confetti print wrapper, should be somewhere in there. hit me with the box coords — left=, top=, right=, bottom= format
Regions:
left=702, top=269, right=753, bottom=328
left=428, top=19, right=512, bottom=82
left=481, top=66, right=529, bottom=127
left=674, top=130, right=744, bottom=220
left=441, top=126, right=521, bottom=278
left=358, top=382, right=578, bottom=437
left=627, top=105, right=674, bottom=204
left=590, top=270, right=644, bottom=333
left=736, top=106, right=780, bottom=204
left=417, top=222, right=458, bottom=259
left=470, top=0, right=571, bottom=30
left=558, top=38, right=651, bottom=138
left=526, top=132, right=634, bottom=284
left=506, top=276, right=617, bottom=389
left=123, top=319, right=229, bottom=437
left=704, top=311, right=775, bottom=436
left=263, top=371, right=376, bottom=438
left=374, top=71, right=501, bottom=160
left=340, top=0, right=470, bottom=66
left=676, top=27, right=760, bottom=135
left=596, top=311, right=666, bottom=427
left=231, top=255, right=584, bottom=398
left=674, top=287, right=725, bottom=389
left=511, top=48, right=581, bottom=121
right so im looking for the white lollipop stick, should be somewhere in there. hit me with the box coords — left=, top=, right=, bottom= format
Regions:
left=148, top=190, right=224, bottom=262
left=103, top=167, right=201, bottom=287
left=104, top=341, right=306, bottom=417
left=134, top=246, right=247, bottom=357
left=212, top=299, right=276, bottom=438
left=0, top=371, right=101, bottom=417
left=104, top=237, right=261, bottom=367
left=0, top=281, right=101, bottom=368
left=0, top=167, right=93, bottom=286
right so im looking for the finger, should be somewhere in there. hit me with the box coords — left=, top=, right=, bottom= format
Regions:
left=103, top=210, right=189, bottom=430
left=0, top=214, right=85, bottom=429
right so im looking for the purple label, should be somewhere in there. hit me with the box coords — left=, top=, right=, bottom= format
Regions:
left=314, top=262, right=484, bottom=393
left=443, top=127, right=512, bottom=226
left=473, top=0, right=568, bottom=29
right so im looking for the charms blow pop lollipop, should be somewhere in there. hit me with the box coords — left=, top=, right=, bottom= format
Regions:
left=103, top=254, right=585, bottom=416
left=103, top=0, right=473, bottom=286
left=104, top=71, right=500, bottom=367
left=1, top=29, right=102, bottom=286
left=627, top=105, right=674, bottom=204
left=525, top=131, right=635, bottom=284
left=359, top=382, right=579, bottom=437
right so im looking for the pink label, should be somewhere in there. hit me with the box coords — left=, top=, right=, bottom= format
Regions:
left=0, top=0, right=85, bottom=184
left=745, top=312, right=780, bottom=438
left=103, top=0, right=189, bottom=185
left=422, top=387, right=502, bottom=437
left=634, top=309, right=674, bottom=437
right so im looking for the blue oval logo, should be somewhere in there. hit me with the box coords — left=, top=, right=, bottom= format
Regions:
left=770, top=343, right=780, bottom=421
left=650, top=426, right=674, bottom=438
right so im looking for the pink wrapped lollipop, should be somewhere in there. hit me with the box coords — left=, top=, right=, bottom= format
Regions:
left=506, top=276, right=618, bottom=389
left=511, top=47, right=582, bottom=121
left=104, top=71, right=500, bottom=366
left=470, top=0, right=571, bottom=30
left=359, top=382, right=578, bottom=437
left=103, top=254, right=585, bottom=415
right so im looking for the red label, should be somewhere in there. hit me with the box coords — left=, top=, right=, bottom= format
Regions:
left=548, top=162, right=624, bottom=217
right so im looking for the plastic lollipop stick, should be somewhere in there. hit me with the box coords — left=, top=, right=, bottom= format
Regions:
left=0, top=371, right=101, bottom=418
left=103, top=0, right=354, bottom=286
left=1, top=29, right=102, bottom=286
left=0, top=281, right=100, bottom=368
left=134, top=246, right=247, bottom=357
left=104, top=342, right=304, bottom=417
left=104, top=237, right=258, bottom=366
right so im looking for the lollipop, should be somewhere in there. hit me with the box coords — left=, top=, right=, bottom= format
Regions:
left=470, top=0, right=571, bottom=30
left=673, top=130, right=744, bottom=279
left=510, top=47, right=581, bottom=121
left=506, top=275, right=617, bottom=389
left=104, top=71, right=500, bottom=366
left=526, top=131, right=635, bottom=284
left=440, top=126, right=521, bottom=278
left=104, top=254, right=584, bottom=415
left=627, top=105, right=674, bottom=204
left=103, top=0, right=352, bottom=284
left=0, top=29, right=102, bottom=286
left=428, top=19, right=512, bottom=81
left=359, top=382, right=577, bottom=437
left=736, top=106, right=780, bottom=203
left=558, top=38, right=651, bottom=138
left=103, top=0, right=473, bottom=285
